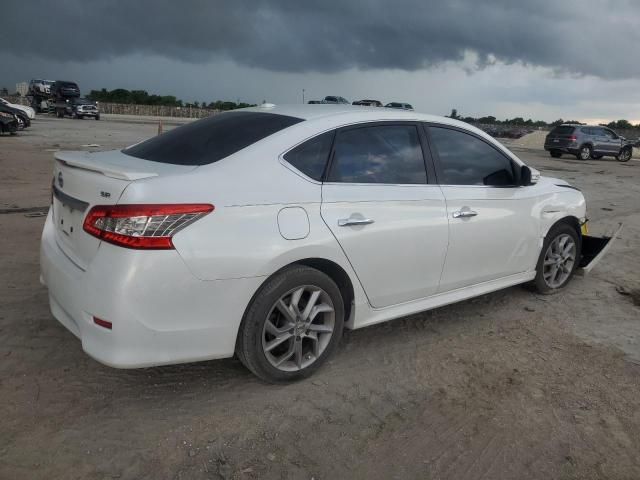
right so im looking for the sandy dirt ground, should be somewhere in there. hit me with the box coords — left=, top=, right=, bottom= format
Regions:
left=1, top=116, right=639, bottom=480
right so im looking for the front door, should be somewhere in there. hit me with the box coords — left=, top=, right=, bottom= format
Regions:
left=602, top=128, right=622, bottom=155
left=426, top=125, right=539, bottom=292
left=321, top=123, right=449, bottom=308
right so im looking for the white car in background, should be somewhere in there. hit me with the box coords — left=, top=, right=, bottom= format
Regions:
left=0, top=98, right=36, bottom=119
left=40, top=105, right=616, bottom=382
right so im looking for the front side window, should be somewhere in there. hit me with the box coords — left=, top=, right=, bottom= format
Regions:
left=328, top=125, right=427, bottom=184
left=604, top=129, right=618, bottom=139
left=283, top=131, right=335, bottom=181
left=429, top=126, right=516, bottom=186
left=124, top=111, right=303, bottom=165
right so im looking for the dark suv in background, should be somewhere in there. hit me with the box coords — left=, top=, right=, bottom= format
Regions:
left=545, top=124, right=634, bottom=162
left=50, top=81, right=81, bottom=99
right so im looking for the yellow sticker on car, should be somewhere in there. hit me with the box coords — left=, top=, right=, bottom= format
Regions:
left=581, top=222, right=589, bottom=235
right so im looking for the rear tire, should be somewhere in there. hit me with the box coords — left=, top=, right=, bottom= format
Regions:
left=533, top=223, right=581, bottom=294
left=550, top=150, right=562, bottom=158
left=617, top=148, right=632, bottom=162
left=576, top=145, right=592, bottom=161
left=236, top=266, right=344, bottom=383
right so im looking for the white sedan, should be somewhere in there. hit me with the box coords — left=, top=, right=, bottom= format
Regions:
left=40, top=105, right=613, bottom=382
left=0, top=98, right=36, bottom=119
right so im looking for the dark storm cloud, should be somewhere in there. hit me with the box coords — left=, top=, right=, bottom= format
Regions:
left=2, top=0, right=640, bottom=78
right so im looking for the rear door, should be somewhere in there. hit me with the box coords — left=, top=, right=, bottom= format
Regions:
left=426, top=124, right=539, bottom=292
left=591, top=127, right=609, bottom=154
left=321, top=122, right=449, bottom=308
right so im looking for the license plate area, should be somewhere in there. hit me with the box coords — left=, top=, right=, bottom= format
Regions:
left=57, top=201, right=82, bottom=238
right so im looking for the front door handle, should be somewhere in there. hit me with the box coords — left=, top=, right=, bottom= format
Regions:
left=338, top=217, right=375, bottom=227
left=452, top=209, right=478, bottom=219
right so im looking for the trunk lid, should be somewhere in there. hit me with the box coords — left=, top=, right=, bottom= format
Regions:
left=51, top=150, right=196, bottom=269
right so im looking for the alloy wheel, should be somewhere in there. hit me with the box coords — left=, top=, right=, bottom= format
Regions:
left=580, top=147, right=591, bottom=160
left=618, top=149, right=631, bottom=162
left=262, top=285, right=335, bottom=372
left=542, top=234, right=576, bottom=288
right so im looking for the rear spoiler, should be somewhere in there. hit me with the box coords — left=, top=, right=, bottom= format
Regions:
left=54, top=151, right=159, bottom=181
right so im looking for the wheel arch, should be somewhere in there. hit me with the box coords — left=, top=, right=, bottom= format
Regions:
left=242, top=257, right=356, bottom=332
left=543, top=215, right=582, bottom=241
left=579, top=142, right=594, bottom=151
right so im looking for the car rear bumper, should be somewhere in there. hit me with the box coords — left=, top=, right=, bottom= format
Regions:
left=544, top=143, right=578, bottom=154
left=40, top=209, right=263, bottom=368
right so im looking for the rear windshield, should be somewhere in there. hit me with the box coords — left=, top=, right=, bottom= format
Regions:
left=551, top=126, right=575, bottom=135
left=123, top=111, right=304, bottom=165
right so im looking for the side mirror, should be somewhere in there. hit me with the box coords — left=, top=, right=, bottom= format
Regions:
left=520, top=165, right=539, bottom=186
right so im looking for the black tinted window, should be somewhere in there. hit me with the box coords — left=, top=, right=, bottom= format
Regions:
left=552, top=126, right=575, bottom=135
left=283, top=131, right=334, bottom=181
left=429, top=127, right=515, bottom=186
left=328, top=125, right=426, bottom=184
left=124, top=112, right=303, bottom=165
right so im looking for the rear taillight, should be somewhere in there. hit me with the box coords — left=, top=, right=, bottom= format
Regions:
left=568, top=135, right=577, bottom=141
left=83, top=204, right=214, bottom=249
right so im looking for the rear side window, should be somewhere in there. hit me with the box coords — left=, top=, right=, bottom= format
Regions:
left=283, top=131, right=334, bottom=181
left=429, top=126, right=515, bottom=186
left=124, top=112, right=303, bottom=165
left=551, top=126, right=575, bottom=135
left=328, top=125, right=427, bottom=184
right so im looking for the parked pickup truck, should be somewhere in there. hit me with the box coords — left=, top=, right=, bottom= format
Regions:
left=55, top=97, right=100, bottom=120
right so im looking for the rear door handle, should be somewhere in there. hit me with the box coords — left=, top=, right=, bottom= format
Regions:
left=338, top=217, right=375, bottom=227
left=452, top=209, right=478, bottom=219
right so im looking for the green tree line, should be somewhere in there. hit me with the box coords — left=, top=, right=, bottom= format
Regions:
left=448, top=109, right=640, bottom=130
left=86, top=88, right=255, bottom=110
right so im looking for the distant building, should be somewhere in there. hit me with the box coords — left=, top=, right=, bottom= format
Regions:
left=16, top=82, right=28, bottom=96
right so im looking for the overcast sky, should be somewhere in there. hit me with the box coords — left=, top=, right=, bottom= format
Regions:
left=2, top=0, right=639, bottom=123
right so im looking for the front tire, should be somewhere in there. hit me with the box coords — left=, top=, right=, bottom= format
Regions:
left=533, top=223, right=581, bottom=294
left=236, top=266, right=345, bottom=383
left=576, top=145, right=592, bottom=161
left=617, top=148, right=632, bottom=162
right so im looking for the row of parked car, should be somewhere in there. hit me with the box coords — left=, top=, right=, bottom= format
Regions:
left=308, top=96, right=414, bottom=110
left=0, top=97, right=35, bottom=135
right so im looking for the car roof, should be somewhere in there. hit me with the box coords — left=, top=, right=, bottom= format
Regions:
left=242, top=104, right=498, bottom=138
